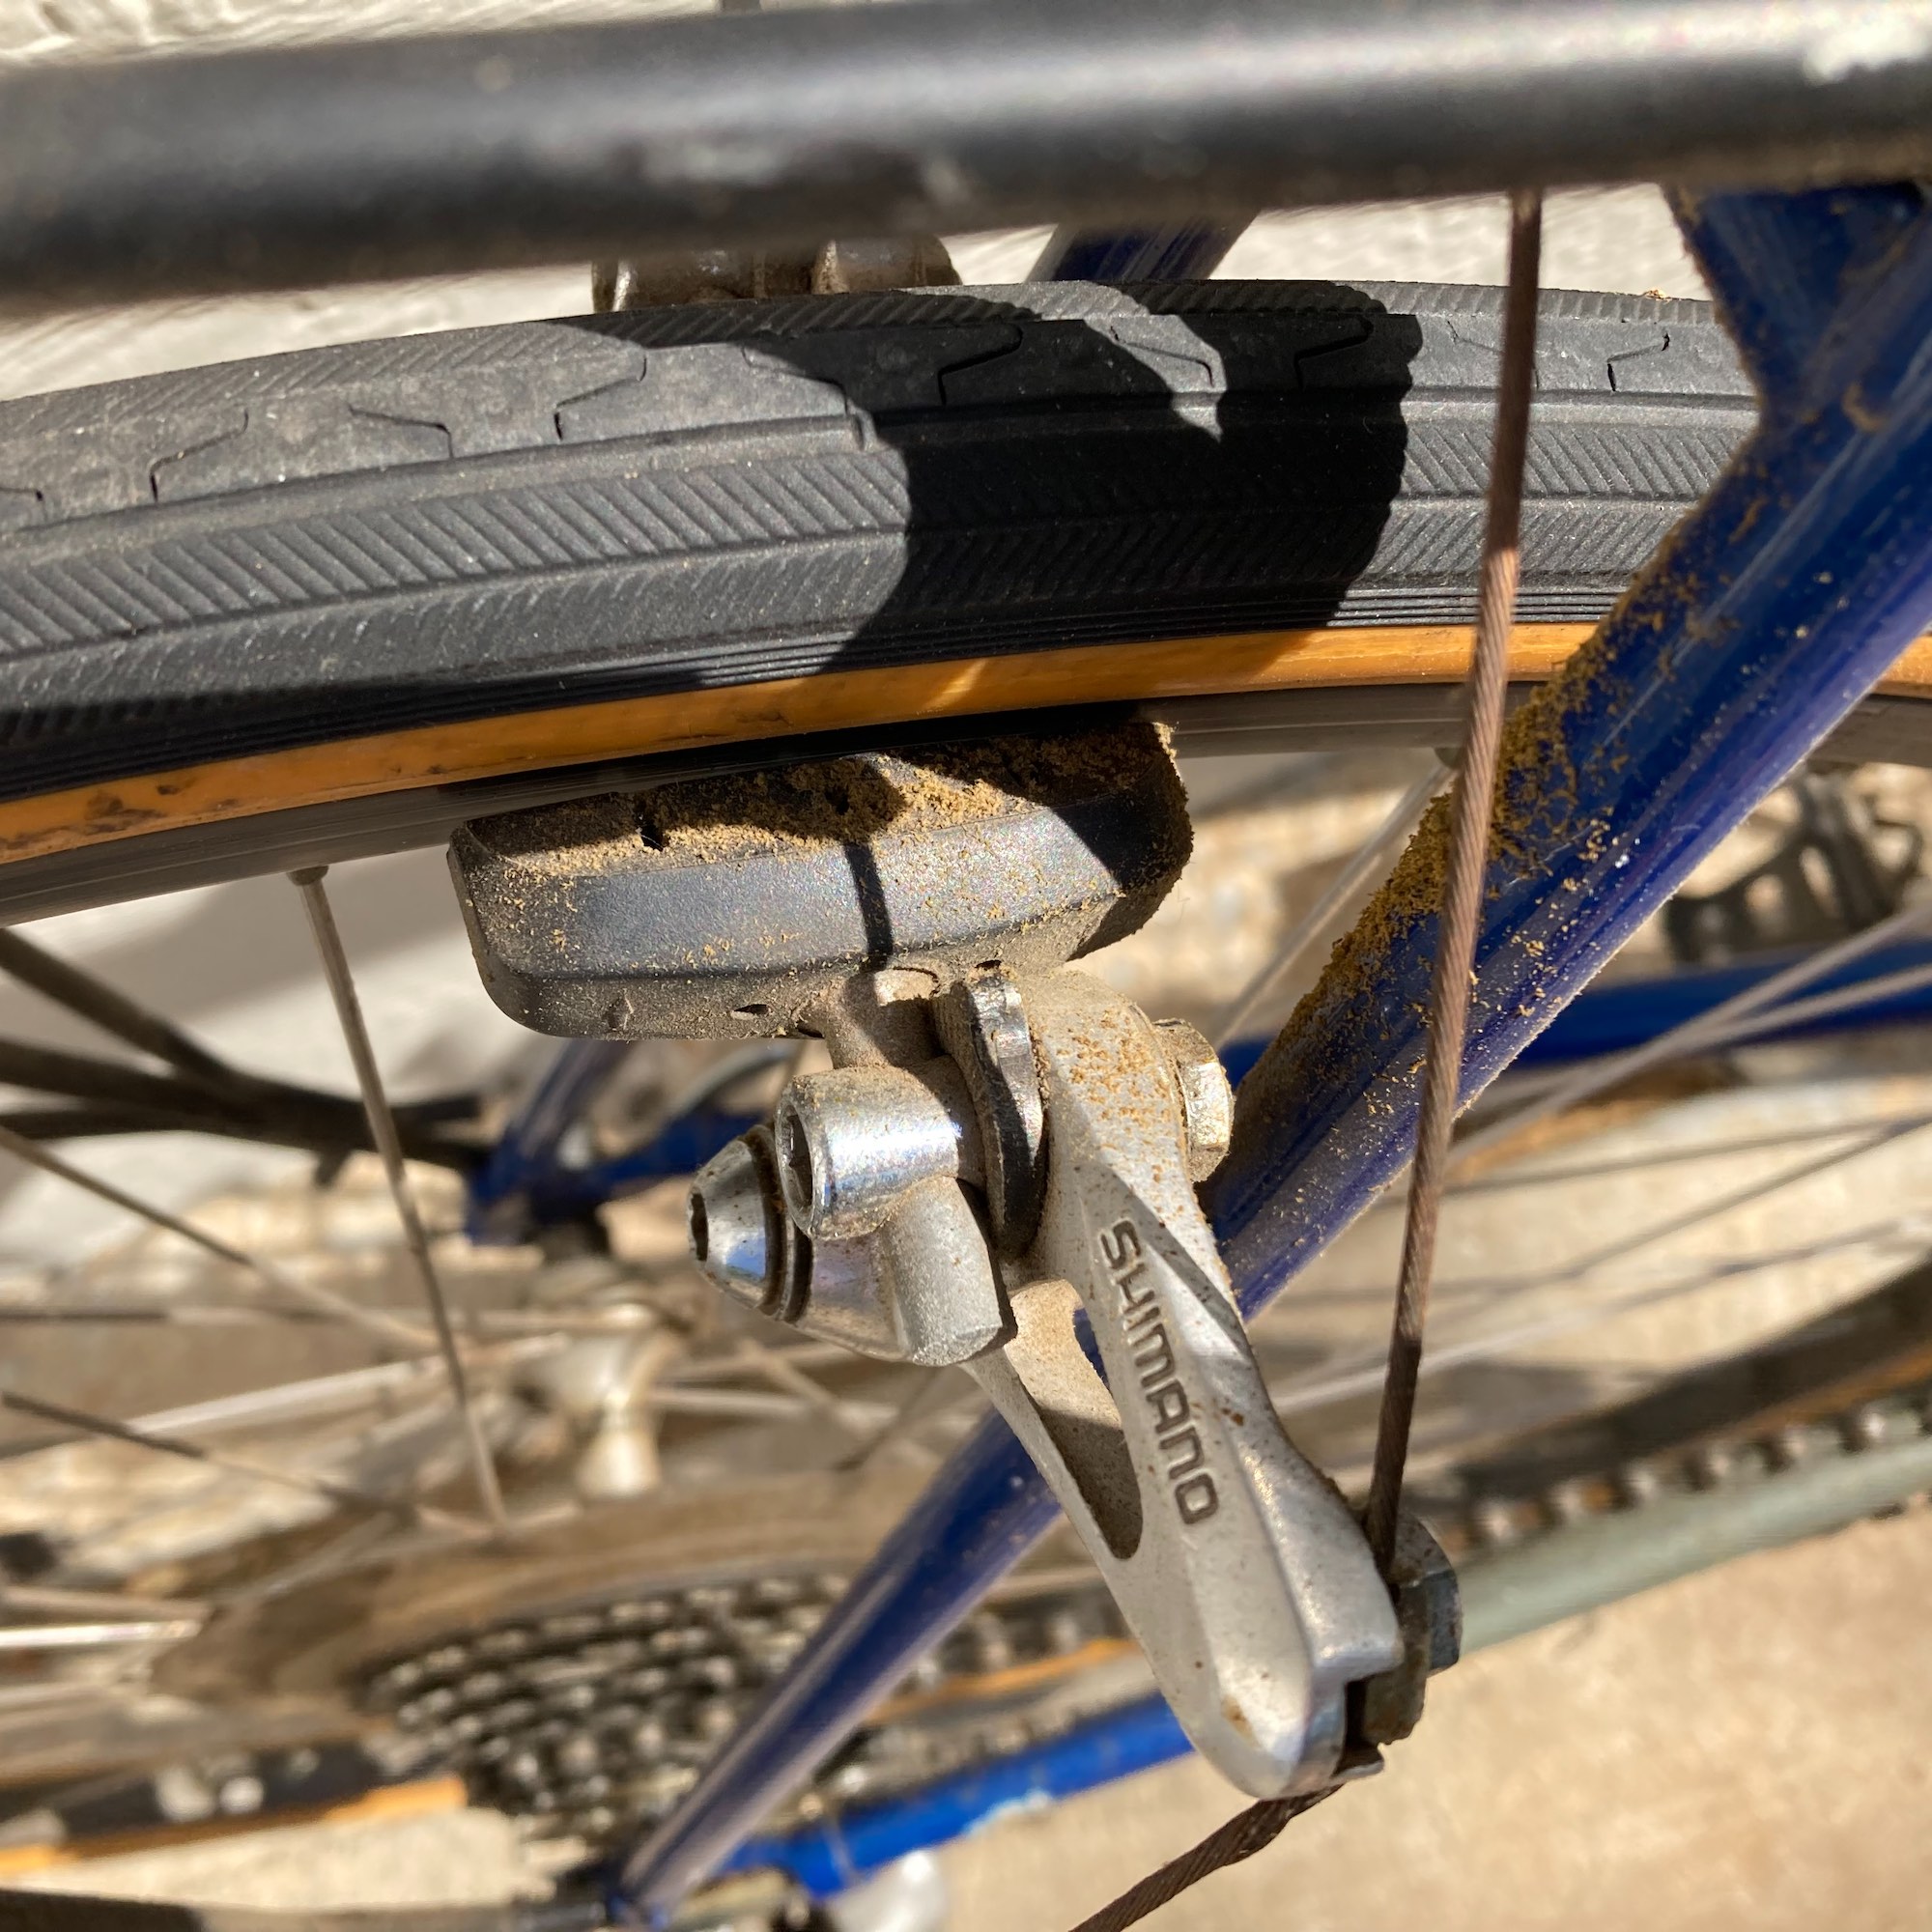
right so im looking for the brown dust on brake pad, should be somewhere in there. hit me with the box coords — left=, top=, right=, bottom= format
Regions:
left=449, top=722, right=1190, bottom=1038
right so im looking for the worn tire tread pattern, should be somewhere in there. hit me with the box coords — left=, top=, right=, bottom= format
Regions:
left=0, top=281, right=1755, bottom=803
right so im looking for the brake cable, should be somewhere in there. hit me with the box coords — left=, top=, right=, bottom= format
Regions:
left=1065, top=185, right=1546, bottom=1932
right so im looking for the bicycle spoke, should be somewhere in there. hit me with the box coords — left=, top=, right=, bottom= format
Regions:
left=1211, top=762, right=1446, bottom=1049
left=835, top=1370, right=978, bottom=1474
left=1456, top=896, right=1932, bottom=1168
left=674, top=1340, right=855, bottom=1379
left=1302, top=1111, right=1932, bottom=1338
left=0, top=1300, right=666, bottom=1338
left=206, top=1515, right=432, bottom=1611
left=0, top=1303, right=316, bottom=1329
left=646, top=1384, right=893, bottom=1424
left=0, top=926, right=242, bottom=1090
left=0, top=1618, right=201, bottom=1652
left=1469, top=951, right=1932, bottom=1135
left=0, top=1120, right=433, bottom=1354
left=293, top=867, right=508, bottom=1534
left=1252, top=964, right=1932, bottom=1461
left=0, top=1386, right=483, bottom=1535
left=122, top=1351, right=538, bottom=1445
left=0, top=1682, right=128, bottom=1716
left=1271, top=1216, right=1928, bottom=1421
left=0, top=1583, right=206, bottom=1621
left=1713, top=952, right=1932, bottom=1044
left=726, top=1335, right=877, bottom=1441
left=0, top=1008, right=477, bottom=1170
left=1530, top=1112, right=1932, bottom=1291
left=1422, top=1110, right=1932, bottom=1203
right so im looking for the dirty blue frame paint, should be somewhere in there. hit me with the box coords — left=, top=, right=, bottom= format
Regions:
left=706, top=1695, right=1191, bottom=1901
left=465, top=1037, right=632, bottom=1242
left=1027, top=220, right=1247, bottom=282
left=473, top=188, right=1932, bottom=1913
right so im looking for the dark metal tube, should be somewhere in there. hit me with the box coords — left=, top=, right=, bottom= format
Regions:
left=1032, top=222, right=1250, bottom=283
left=5, top=0, right=1932, bottom=305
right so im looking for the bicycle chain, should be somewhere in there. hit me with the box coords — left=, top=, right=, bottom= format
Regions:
left=358, top=1379, right=1932, bottom=1853
left=362, top=1575, right=1130, bottom=1848
left=1425, top=1378, right=1932, bottom=1558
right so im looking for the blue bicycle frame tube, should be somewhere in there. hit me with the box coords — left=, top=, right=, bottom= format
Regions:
left=611, top=184, right=1932, bottom=1913
left=708, top=1695, right=1191, bottom=1900
left=1214, top=185, right=1932, bottom=1308
left=466, top=1037, right=631, bottom=1242
left=1032, top=221, right=1248, bottom=282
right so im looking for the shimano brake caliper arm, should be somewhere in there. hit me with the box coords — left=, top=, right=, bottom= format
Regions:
left=970, top=969, right=1403, bottom=1795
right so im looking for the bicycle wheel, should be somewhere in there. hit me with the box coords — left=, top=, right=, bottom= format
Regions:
left=3, top=278, right=1932, bottom=1887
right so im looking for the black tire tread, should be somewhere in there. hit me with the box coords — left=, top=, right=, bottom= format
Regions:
left=0, top=280, right=1755, bottom=804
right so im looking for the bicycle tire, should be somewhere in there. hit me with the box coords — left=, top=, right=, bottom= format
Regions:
left=0, top=277, right=1818, bottom=889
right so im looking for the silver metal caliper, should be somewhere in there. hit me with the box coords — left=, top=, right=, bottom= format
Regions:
left=450, top=723, right=1455, bottom=1798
